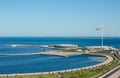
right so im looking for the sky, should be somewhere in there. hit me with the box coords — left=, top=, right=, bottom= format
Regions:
left=0, top=0, right=120, bottom=37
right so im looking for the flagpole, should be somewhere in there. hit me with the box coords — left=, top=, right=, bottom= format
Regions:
left=96, top=26, right=104, bottom=47
left=101, top=25, right=103, bottom=47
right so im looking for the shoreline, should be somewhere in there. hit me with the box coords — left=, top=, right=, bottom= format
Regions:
left=0, top=54, right=113, bottom=77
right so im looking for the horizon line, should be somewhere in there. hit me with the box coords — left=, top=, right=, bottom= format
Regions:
left=0, top=36, right=120, bottom=38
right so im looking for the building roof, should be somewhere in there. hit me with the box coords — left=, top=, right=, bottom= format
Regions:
left=85, top=46, right=116, bottom=51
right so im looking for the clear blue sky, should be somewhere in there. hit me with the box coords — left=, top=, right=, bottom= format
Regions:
left=0, top=0, right=120, bottom=37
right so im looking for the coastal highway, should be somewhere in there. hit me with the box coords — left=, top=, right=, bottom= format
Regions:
left=99, top=65, right=120, bottom=78
left=116, top=50, right=120, bottom=58
left=99, top=51, right=120, bottom=78
left=115, top=50, right=120, bottom=66
left=108, top=67, right=120, bottom=78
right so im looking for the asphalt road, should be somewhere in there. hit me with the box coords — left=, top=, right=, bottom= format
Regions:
left=99, top=51, right=120, bottom=78
left=108, top=68, right=120, bottom=78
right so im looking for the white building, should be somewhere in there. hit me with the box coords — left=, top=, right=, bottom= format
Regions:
left=85, top=46, right=116, bottom=53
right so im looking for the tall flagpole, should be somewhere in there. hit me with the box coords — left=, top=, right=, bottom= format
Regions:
left=101, top=25, right=103, bottom=47
left=96, top=26, right=104, bottom=47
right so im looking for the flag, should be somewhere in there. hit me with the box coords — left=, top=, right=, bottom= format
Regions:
left=96, top=27, right=102, bottom=31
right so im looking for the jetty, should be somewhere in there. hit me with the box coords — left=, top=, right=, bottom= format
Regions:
left=40, top=51, right=82, bottom=57
left=0, top=50, right=83, bottom=57
left=0, top=52, right=42, bottom=56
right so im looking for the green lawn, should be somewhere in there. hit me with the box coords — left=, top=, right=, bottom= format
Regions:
left=0, top=74, right=57, bottom=78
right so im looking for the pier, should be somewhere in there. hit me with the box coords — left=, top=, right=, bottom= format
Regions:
left=0, top=50, right=83, bottom=57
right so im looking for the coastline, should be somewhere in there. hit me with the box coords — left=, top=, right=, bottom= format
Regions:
left=0, top=54, right=113, bottom=77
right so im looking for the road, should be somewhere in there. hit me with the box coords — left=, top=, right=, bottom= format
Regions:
left=108, top=68, right=120, bottom=78
left=99, top=51, right=120, bottom=78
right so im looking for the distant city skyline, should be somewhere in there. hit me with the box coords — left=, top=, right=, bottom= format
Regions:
left=0, top=0, right=120, bottom=37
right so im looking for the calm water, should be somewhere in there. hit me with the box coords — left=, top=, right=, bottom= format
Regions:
left=0, top=37, right=119, bottom=74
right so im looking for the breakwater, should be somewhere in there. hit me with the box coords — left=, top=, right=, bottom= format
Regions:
left=0, top=51, right=82, bottom=57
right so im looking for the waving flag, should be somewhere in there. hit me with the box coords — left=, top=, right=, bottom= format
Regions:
left=96, top=27, right=102, bottom=31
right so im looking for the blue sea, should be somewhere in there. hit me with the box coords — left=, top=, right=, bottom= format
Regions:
left=0, top=37, right=120, bottom=74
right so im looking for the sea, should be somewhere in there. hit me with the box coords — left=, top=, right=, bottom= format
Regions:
left=0, top=37, right=120, bottom=74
